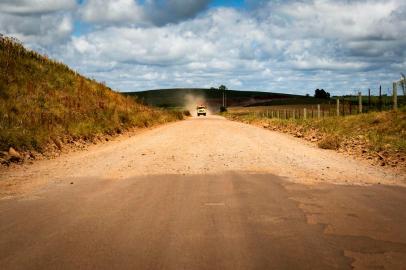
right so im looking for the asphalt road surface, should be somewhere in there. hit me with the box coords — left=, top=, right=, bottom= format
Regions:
left=1, top=116, right=405, bottom=269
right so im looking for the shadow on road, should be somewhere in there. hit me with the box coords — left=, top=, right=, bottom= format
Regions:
left=1, top=172, right=405, bottom=269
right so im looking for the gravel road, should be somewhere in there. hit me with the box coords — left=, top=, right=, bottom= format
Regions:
left=0, top=116, right=404, bottom=197
left=0, top=116, right=405, bottom=269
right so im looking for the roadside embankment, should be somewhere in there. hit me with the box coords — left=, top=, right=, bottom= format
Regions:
left=223, top=107, right=406, bottom=171
left=0, top=36, right=186, bottom=166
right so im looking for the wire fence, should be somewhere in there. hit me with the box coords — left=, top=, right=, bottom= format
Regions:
left=239, top=93, right=405, bottom=120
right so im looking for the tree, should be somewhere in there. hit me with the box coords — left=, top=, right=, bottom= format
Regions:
left=219, top=85, right=227, bottom=91
left=218, top=85, right=228, bottom=109
left=314, top=89, right=330, bottom=99
left=210, top=87, right=217, bottom=90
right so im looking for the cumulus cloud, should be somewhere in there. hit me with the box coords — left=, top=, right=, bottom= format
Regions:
left=0, top=13, right=74, bottom=46
left=80, top=0, right=145, bottom=24
left=79, top=0, right=210, bottom=26
left=274, top=0, right=402, bottom=41
left=63, top=8, right=273, bottom=90
left=0, top=0, right=76, bottom=15
left=144, top=0, right=211, bottom=25
left=0, top=0, right=76, bottom=46
left=1, top=0, right=406, bottom=94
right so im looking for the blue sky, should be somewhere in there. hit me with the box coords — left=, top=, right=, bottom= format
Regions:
left=73, top=0, right=246, bottom=36
left=0, top=0, right=405, bottom=95
left=210, top=0, right=245, bottom=8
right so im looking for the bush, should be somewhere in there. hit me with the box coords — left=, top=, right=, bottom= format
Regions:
left=318, top=135, right=341, bottom=150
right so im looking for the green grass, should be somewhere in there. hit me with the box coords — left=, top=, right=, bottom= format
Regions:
left=125, top=88, right=406, bottom=112
left=224, top=107, right=406, bottom=156
left=0, top=36, right=184, bottom=152
left=124, top=88, right=314, bottom=108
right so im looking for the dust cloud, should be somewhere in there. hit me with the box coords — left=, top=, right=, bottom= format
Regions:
left=183, top=94, right=211, bottom=117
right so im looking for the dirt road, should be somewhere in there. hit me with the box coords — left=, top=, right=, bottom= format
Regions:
left=1, top=116, right=406, bottom=269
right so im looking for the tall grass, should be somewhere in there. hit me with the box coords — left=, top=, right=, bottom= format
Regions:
left=0, top=36, right=183, bottom=152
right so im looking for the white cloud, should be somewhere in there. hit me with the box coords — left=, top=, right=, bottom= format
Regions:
left=79, top=0, right=211, bottom=26
left=275, top=0, right=401, bottom=40
left=80, top=0, right=144, bottom=24
left=0, top=0, right=76, bottom=15
left=144, top=0, right=210, bottom=25
left=0, top=13, right=74, bottom=46
left=0, top=0, right=76, bottom=46
left=1, top=0, right=406, bottom=94
left=69, top=22, right=221, bottom=66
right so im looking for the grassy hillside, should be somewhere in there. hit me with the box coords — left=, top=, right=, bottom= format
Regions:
left=224, top=107, right=406, bottom=169
left=0, top=36, right=184, bottom=153
left=124, top=88, right=317, bottom=108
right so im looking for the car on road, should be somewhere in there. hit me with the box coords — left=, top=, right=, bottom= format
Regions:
left=197, top=105, right=207, bottom=116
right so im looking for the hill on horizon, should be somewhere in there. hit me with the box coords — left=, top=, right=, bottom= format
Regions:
left=124, top=88, right=323, bottom=109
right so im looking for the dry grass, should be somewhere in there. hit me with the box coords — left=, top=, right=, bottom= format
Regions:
left=0, top=36, right=184, bottom=152
left=224, top=107, right=406, bottom=166
left=317, top=135, right=341, bottom=150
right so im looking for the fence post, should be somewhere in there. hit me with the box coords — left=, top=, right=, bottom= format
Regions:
left=349, top=100, right=352, bottom=115
left=379, top=85, right=382, bottom=111
left=317, top=104, right=320, bottom=119
left=304, top=108, right=307, bottom=120
left=393, top=82, right=398, bottom=110
left=358, top=92, right=362, bottom=113
left=293, top=110, right=295, bottom=119
left=368, top=88, right=371, bottom=112
left=277, top=110, right=280, bottom=119
left=343, top=97, right=345, bottom=116
left=336, top=99, right=340, bottom=116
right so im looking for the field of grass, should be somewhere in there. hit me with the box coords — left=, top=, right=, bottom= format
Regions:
left=124, top=88, right=405, bottom=113
left=124, top=88, right=315, bottom=108
left=0, top=36, right=184, bottom=153
left=224, top=106, right=406, bottom=167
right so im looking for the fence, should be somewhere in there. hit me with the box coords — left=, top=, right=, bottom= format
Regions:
left=244, top=84, right=404, bottom=120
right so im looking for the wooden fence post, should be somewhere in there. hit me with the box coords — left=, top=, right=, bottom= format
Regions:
left=349, top=100, right=352, bottom=115
left=304, top=108, right=307, bottom=120
left=341, top=97, right=345, bottom=116
left=358, top=92, right=362, bottom=113
left=393, top=82, right=398, bottom=110
left=317, top=104, right=320, bottom=119
left=292, top=110, right=295, bottom=119
left=336, top=99, right=340, bottom=116
left=368, top=88, right=371, bottom=112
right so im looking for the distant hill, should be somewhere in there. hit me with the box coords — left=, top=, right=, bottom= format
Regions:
left=0, top=36, right=183, bottom=154
left=124, top=88, right=323, bottom=109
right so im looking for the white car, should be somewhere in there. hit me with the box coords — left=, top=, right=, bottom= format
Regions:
left=196, top=106, right=207, bottom=116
